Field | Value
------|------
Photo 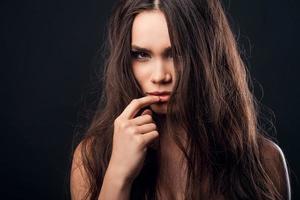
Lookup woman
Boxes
[70,0,291,199]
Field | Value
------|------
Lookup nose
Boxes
[151,59,172,84]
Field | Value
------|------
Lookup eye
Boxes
[164,50,173,59]
[130,50,150,61]
[166,52,173,59]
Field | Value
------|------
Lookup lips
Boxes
[147,91,171,102]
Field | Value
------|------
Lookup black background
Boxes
[1,0,299,199]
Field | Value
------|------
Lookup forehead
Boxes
[131,10,171,48]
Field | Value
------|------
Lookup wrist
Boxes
[99,166,133,200]
[105,164,134,189]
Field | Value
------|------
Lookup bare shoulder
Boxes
[260,138,291,200]
[70,140,91,200]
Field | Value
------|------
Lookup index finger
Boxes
[121,95,160,119]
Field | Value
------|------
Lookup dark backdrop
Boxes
[1,0,299,199]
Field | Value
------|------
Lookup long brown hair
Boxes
[73,0,287,199]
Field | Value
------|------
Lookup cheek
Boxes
[167,61,175,77]
[132,62,151,86]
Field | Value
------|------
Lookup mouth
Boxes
[157,94,170,102]
[146,91,171,102]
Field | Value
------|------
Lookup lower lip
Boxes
[155,94,170,102]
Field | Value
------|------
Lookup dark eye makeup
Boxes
[130,50,150,60]
[164,51,173,59]
[130,49,173,61]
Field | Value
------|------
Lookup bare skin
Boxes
[130,9,186,199]
[99,95,161,200]
[70,9,290,200]
[155,121,188,200]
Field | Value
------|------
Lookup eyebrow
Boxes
[131,44,172,55]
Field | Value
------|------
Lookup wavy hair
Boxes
[73,0,287,199]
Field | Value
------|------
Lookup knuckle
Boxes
[132,99,140,106]
[118,121,124,128]
[114,118,119,125]
[127,126,138,134]
[146,114,152,121]
[151,131,159,138]
[119,121,128,129]
[135,136,145,147]
[131,99,137,105]
[152,123,157,129]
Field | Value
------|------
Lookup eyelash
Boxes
[131,51,149,60]
[130,50,173,61]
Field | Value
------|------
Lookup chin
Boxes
[150,103,167,114]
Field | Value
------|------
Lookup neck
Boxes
[152,112,186,165]
[153,114,187,198]
[151,114,189,198]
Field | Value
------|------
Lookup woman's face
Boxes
[131,10,175,114]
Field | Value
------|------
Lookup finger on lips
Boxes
[123,96,160,119]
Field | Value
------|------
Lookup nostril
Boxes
[151,73,172,84]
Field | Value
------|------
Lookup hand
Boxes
[108,95,160,182]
